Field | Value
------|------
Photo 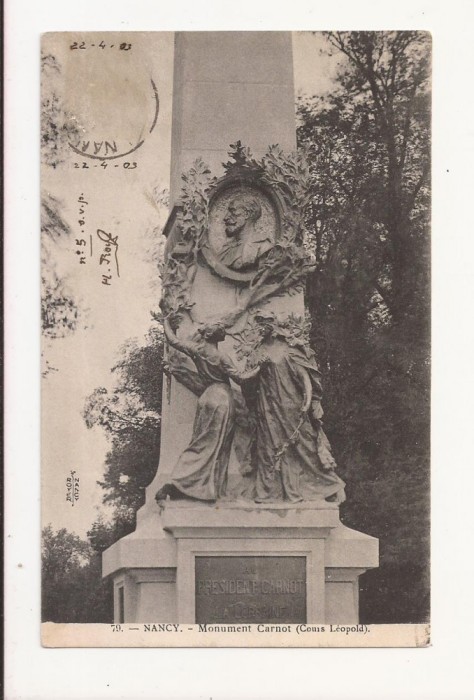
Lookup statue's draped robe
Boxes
[168,342,241,501]
[243,338,345,503]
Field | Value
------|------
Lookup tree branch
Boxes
[406,161,430,214]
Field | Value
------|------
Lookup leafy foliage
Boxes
[232,309,312,369]
[41,53,81,168]
[223,141,313,244]
[178,159,214,246]
[298,31,430,323]
[83,325,165,536]
[41,56,85,364]
[43,312,166,624]
[161,143,317,330]
[159,161,214,325]
[41,194,82,341]
[42,525,112,623]
[298,31,430,622]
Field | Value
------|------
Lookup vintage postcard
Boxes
[41,30,431,648]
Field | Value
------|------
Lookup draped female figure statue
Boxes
[241,313,346,505]
[155,319,264,503]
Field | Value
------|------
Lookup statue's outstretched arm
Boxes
[232,365,262,384]
[220,355,262,385]
[164,319,197,359]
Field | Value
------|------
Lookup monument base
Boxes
[103,500,378,624]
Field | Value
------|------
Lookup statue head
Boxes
[254,310,277,338]
[223,194,262,238]
[196,323,227,344]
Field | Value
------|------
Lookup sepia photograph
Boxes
[41,31,431,646]
[6,0,474,695]
[39,30,431,646]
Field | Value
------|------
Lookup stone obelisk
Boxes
[169,32,296,205]
[103,32,378,624]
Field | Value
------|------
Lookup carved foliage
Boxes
[160,143,315,326]
[232,310,313,369]
[159,160,215,325]
[223,141,313,245]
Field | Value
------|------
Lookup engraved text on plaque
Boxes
[195,556,307,624]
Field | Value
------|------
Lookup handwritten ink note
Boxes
[73,194,121,285]
[73,160,138,169]
[97,229,120,286]
[70,40,132,51]
[75,194,90,265]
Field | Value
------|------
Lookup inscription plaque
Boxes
[195,556,306,624]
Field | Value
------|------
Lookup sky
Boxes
[42,31,338,537]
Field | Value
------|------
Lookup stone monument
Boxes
[103,32,378,625]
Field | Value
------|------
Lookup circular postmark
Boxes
[69,78,159,160]
[65,48,159,161]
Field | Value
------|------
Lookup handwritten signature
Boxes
[97,228,120,284]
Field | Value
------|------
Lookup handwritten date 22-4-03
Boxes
[70,40,132,51]
[74,160,137,169]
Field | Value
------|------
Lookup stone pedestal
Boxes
[103,500,378,624]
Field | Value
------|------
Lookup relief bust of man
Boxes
[217,193,274,271]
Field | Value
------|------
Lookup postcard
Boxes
[40,30,431,648]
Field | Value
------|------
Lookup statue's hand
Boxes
[258,353,272,367]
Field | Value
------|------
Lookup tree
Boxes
[83,325,164,538]
[41,192,87,378]
[42,525,112,623]
[41,194,82,340]
[297,32,431,622]
[41,53,81,169]
[41,53,86,373]
[299,31,430,321]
